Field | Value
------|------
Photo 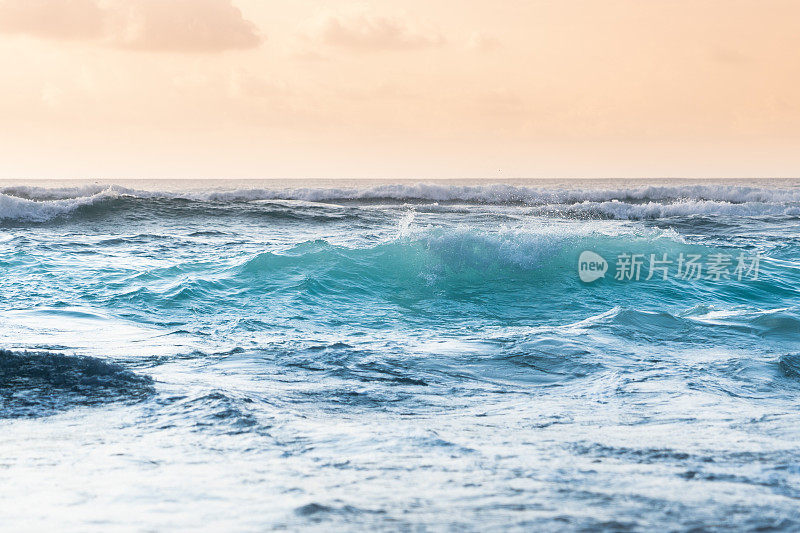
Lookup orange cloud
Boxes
[0,0,262,52]
[0,0,105,40]
[111,0,261,53]
[319,13,444,51]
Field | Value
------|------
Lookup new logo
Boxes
[578,251,608,282]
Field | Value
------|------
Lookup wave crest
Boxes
[0,189,121,222]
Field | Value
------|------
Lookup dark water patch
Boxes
[291,501,389,529]
[276,343,434,390]
[295,502,385,518]
[138,347,245,367]
[678,469,800,500]
[153,390,266,435]
[96,233,178,246]
[357,375,429,386]
[502,337,602,380]
[295,503,333,517]
[286,386,415,413]
[779,354,800,378]
[752,312,800,339]
[186,230,231,237]
[0,349,154,418]
[569,442,712,465]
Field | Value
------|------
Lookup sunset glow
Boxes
[2,0,799,179]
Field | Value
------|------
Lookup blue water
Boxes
[1,180,800,531]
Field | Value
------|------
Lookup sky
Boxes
[0,0,799,180]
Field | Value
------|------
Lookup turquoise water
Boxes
[1,180,800,530]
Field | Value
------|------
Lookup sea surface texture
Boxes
[1,179,799,531]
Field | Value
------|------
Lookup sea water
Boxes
[1,179,799,530]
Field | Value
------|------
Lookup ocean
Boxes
[1,179,799,531]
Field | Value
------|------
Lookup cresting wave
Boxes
[81,225,790,320]
[233,226,686,286]
[2,183,800,222]
[0,188,122,222]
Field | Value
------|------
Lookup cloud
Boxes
[318,13,444,51]
[0,0,262,52]
[111,0,261,53]
[0,0,106,40]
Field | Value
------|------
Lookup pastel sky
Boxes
[1,0,799,179]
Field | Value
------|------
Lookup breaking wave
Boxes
[2,183,800,223]
[0,189,121,222]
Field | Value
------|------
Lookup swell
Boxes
[2,183,800,223]
[580,305,800,341]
